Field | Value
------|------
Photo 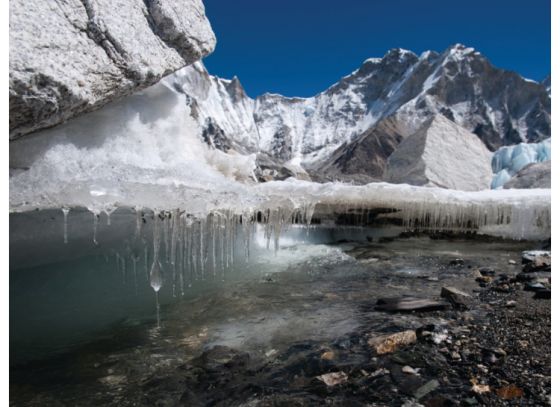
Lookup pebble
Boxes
[505,300,517,308]
[320,351,335,361]
[316,371,347,387]
[402,365,420,375]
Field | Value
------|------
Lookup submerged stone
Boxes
[375,297,450,312]
[368,330,417,355]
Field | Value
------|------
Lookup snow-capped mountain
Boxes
[170,44,550,179]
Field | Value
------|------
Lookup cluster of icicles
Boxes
[62,204,316,326]
[59,196,550,326]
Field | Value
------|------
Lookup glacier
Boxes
[10,67,551,248]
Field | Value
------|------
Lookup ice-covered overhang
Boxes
[9,178,551,241]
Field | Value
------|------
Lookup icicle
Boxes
[132,252,139,295]
[61,207,70,244]
[92,211,99,245]
[121,254,126,284]
[163,213,170,263]
[199,218,205,279]
[150,216,164,327]
[104,206,117,226]
[211,213,217,277]
[135,207,143,238]
[115,252,121,275]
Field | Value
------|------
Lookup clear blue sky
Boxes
[202,0,550,98]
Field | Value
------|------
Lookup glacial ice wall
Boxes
[10,68,551,244]
[491,139,551,189]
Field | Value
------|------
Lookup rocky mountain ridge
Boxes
[173,44,550,185]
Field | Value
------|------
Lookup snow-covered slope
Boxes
[176,44,550,169]
[383,115,493,191]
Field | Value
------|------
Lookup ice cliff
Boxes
[491,138,551,188]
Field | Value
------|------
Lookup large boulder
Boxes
[383,114,493,191]
[503,161,551,189]
[9,0,216,139]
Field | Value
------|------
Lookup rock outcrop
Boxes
[311,116,405,184]
[383,114,493,191]
[9,0,216,139]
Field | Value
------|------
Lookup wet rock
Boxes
[402,365,421,375]
[522,250,551,272]
[316,371,348,386]
[534,289,551,299]
[470,378,491,394]
[495,384,524,399]
[449,259,465,266]
[478,267,495,276]
[524,282,550,293]
[515,271,551,282]
[422,394,460,406]
[371,368,390,378]
[414,379,440,399]
[475,275,493,284]
[320,351,335,361]
[375,297,450,312]
[191,345,250,371]
[368,330,417,355]
[508,259,517,265]
[440,286,471,310]
[416,325,449,345]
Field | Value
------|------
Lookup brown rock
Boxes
[368,330,417,354]
[320,351,335,361]
[495,384,523,399]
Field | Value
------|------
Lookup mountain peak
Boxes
[225,75,247,101]
[442,43,481,60]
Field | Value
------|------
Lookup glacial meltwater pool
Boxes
[10,208,539,406]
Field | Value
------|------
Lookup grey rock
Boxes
[9,0,216,139]
[504,161,551,189]
[375,297,450,312]
[414,379,439,399]
[440,286,471,309]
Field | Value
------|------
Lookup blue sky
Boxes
[202,0,551,98]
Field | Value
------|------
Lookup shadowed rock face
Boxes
[504,161,551,189]
[9,0,216,139]
[311,117,404,184]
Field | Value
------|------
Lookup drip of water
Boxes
[150,217,164,326]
